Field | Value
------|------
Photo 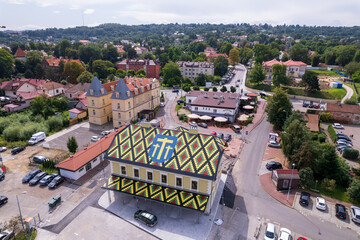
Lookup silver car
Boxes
[351,206,360,223]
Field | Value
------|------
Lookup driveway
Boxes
[342,84,354,103]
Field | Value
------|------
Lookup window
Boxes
[85,162,92,171]
[102,99,105,105]
[92,158,97,162]
[101,88,104,94]
[147,171,153,181]
[161,174,167,184]
[116,92,119,98]
[134,169,139,178]
[91,100,94,106]
[121,166,126,175]
[195,107,198,110]
[128,102,131,109]
[176,177,182,187]
[188,99,191,103]
[129,112,131,118]
[136,98,139,105]
[93,110,96,115]
[90,89,94,95]
[79,167,84,172]
[117,103,120,109]
[191,180,198,190]
[103,109,106,114]
[118,113,121,118]
[213,109,217,113]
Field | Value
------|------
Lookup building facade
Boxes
[103,125,225,214]
[117,59,161,79]
[263,59,307,80]
[177,61,214,80]
[186,91,240,122]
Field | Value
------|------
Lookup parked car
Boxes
[336,140,353,147]
[333,123,344,129]
[211,131,217,136]
[337,135,351,141]
[231,125,241,133]
[217,133,224,139]
[264,223,276,240]
[0,229,13,240]
[299,192,310,206]
[101,130,111,136]
[268,140,281,148]
[335,203,347,219]
[302,100,308,107]
[11,146,25,155]
[266,161,282,170]
[172,89,179,93]
[297,238,308,240]
[0,173,4,181]
[337,145,351,152]
[224,134,232,142]
[33,155,49,164]
[177,100,184,104]
[189,121,197,127]
[350,206,360,223]
[0,196,8,206]
[159,102,165,107]
[279,228,292,240]
[29,172,48,186]
[22,169,41,183]
[48,176,65,189]
[315,197,326,211]
[0,147,6,152]
[39,173,58,186]
[313,104,319,109]
[134,210,157,227]
[198,122,207,128]
[91,136,101,142]
[309,101,314,108]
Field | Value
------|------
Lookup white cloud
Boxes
[8,0,25,4]
[53,10,60,14]
[83,9,94,14]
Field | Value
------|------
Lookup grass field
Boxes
[310,69,341,77]
[345,83,358,102]
[324,88,347,100]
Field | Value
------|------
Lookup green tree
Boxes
[212,87,218,92]
[265,87,292,130]
[92,60,113,79]
[239,47,253,65]
[298,167,314,188]
[311,52,321,67]
[289,44,308,63]
[204,87,209,91]
[67,136,78,154]
[229,48,240,65]
[335,45,356,66]
[314,144,340,181]
[34,63,45,79]
[322,178,336,192]
[253,44,273,64]
[135,69,146,77]
[25,51,43,77]
[14,59,26,74]
[116,69,126,78]
[347,179,360,202]
[31,94,53,118]
[281,54,289,62]
[102,44,118,63]
[302,71,320,92]
[127,70,135,76]
[54,39,72,57]
[63,61,85,83]
[0,48,14,78]
[283,110,306,129]
[272,64,289,86]
[344,62,360,76]
[214,55,229,76]
[144,52,154,60]
[251,63,266,84]
[79,44,102,64]
[194,73,206,86]
[182,85,191,92]
[220,86,227,92]
[127,48,137,59]
[162,62,182,86]
[352,71,360,83]
[230,86,236,93]
[77,71,94,83]
[192,86,200,91]
[219,42,233,55]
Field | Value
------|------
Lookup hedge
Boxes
[343,148,359,160]
[328,124,337,143]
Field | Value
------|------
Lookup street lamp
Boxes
[16,191,28,240]
[287,163,295,202]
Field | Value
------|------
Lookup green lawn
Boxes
[310,181,355,204]
[345,83,358,102]
[324,88,347,100]
[310,69,341,77]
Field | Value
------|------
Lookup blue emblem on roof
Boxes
[149,134,178,163]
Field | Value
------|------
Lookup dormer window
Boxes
[116,92,119,98]
[141,86,144,93]
[90,89,94,95]
[100,88,104,94]
[134,88,138,95]
[110,85,114,91]
[126,91,130,97]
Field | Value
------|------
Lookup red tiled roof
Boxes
[275,169,299,174]
[69,108,85,114]
[38,81,64,90]
[56,128,125,171]
[187,91,240,109]
[247,93,258,97]
[14,47,27,58]
[283,60,307,66]
[103,80,119,93]
[17,90,49,100]
[327,103,360,114]
[302,113,319,132]
[124,77,153,96]
[208,53,228,59]
[79,98,87,107]
[263,59,281,67]
[0,81,9,89]
[4,104,20,108]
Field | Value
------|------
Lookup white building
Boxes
[177,61,214,80]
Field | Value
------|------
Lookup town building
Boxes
[177,61,214,80]
[37,81,65,97]
[110,77,160,127]
[203,47,217,57]
[325,103,360,124]
[14,47,28,61]
[65,83,91,99]
[86,77,118,125]
[185,91,240,123]
[102,125,225,214]
[117,59,161,79]
[41,56,82,70]
[272,169,300,190]
[1,78,46,98]
[263,59,307,80]
[302,113,320,132]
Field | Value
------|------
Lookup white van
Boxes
[28,132,46,145]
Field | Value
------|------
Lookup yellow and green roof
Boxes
[105,125,224,180]
[103,175,209,212]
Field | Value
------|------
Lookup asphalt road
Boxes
[342,84,354,103]
[230,115,359,239]
[223,64,248,95]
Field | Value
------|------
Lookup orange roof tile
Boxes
[302,113,319,132]
[14,47,27,58]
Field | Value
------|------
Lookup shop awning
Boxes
[103,176,209,212]
[199,115,212,120]
[187,114,200,119]
[214,117,227,122]
[238,114,249,121]
[243,105,254,110]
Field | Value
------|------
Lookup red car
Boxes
[297,237,307,240]
[211,131,217,136]
[314,104,319,109]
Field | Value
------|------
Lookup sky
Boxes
[0,0,360,31]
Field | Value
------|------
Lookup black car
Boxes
[0,196,8,206]
[198,122,208,128]
[266,161,282,170]
[299,192,311,206]
[0,173,4,181]
[48,176,65,189]
[134,210,158,227]
[22,169,41,183]
[336,204,347,219]
[172,89,179,93]
[309,101,314,108]
[177,100,184,104]
[217,133,224,139]
[337,135,351,141]
[302,100,309,107]
[39,173,58,186]
[224,134,232,142]
[32,155,49,164]
[29,172,47,186]
[11,146,25,155]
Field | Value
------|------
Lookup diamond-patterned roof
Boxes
[105,125,224,180]
[103,175,209,212]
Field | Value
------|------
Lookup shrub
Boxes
[193,86,200,91]
[310,132,318,140]
[320,112,333,122]
[318,133,326,143]
[299,167,314,188]
[204,87,209,91]
[46,116,63,132]
[327,124,337,143]
[306,109,317,114]
[322,178,336,192]
[347,179,360,202]
[344,99,357,105]
[343,148,359,160]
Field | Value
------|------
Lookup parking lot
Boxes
[258,221,312,240]
[293,193,360,235]
[331,124,360,151]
